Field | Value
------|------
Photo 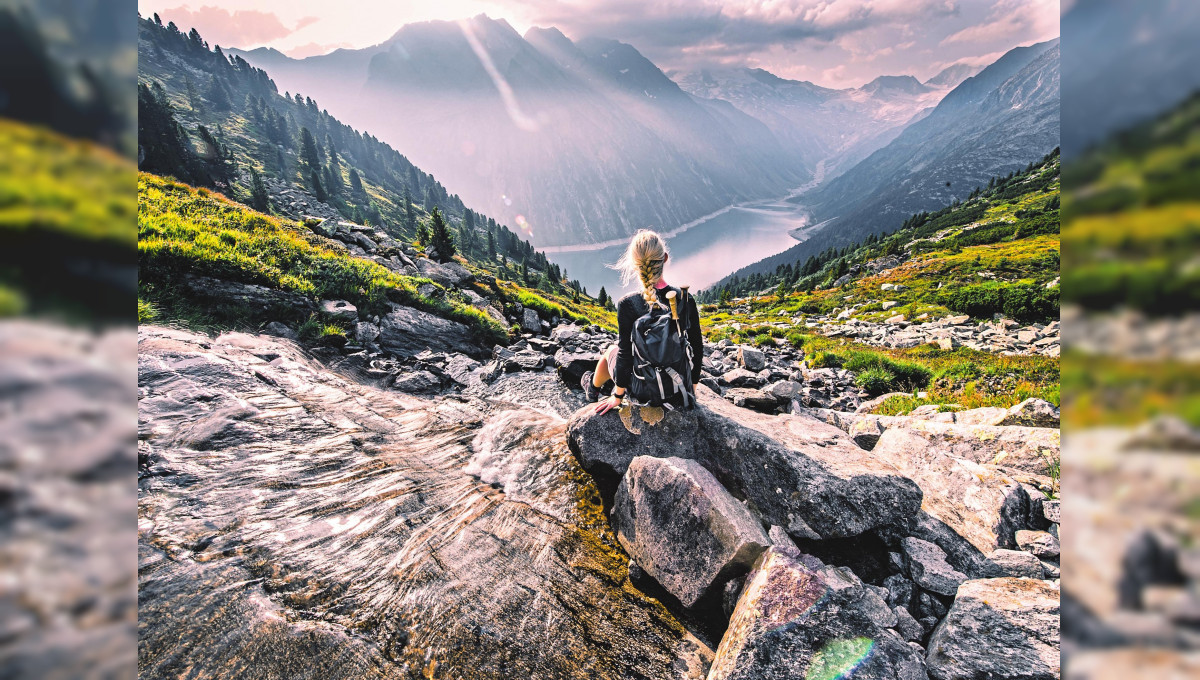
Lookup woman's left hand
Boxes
[594,394,622,415]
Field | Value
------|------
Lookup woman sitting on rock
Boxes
[582,229,703,414]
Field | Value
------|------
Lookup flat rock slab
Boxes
[710,548,927,680]
[813,410,1059,476]
[612,456,769,608]
[926,578,1060,680]
[568,389,922,539]
[138,326,712,679]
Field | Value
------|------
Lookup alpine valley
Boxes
[132,10,1062,680]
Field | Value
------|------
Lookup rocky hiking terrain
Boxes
[138,310,1060,678]
[138,199,1061,677]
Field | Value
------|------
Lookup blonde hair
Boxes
[611,229,669,307]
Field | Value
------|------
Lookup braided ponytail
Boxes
[611,230,669,307]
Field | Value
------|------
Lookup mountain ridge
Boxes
[233,14,811,248]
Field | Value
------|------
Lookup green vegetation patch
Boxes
[138,172,506,345]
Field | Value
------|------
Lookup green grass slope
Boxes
[703,150,1060,325]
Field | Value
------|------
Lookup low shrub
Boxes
[937,281,1058,324]
[785,331,806,348]
[808,351,843,368]
[753,334,775,348]
[855,368,896,396]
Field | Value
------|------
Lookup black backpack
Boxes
[628,287,696,409]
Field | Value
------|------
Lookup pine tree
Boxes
[299,127,320,171]
[487,230,496,259]
[311,171,327,202]
[184,76,199,110]
[249,167,271,212]
[403,188,416,233]
[349,168,365,196]
[427,208,456,262]
[597,287,609,307]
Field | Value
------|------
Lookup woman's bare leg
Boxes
[593,345,617,387]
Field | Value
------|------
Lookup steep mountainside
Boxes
[733,39,1059,280]
[138,16,598,304]
[233,15,810,248]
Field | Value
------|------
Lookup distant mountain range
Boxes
[235,16,810,248]
[234,15,990,249]
[672,63,977,179]
[723,38,1059,282]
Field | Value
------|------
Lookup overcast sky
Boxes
[137,0,1059,89]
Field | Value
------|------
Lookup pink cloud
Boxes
[941,0,1058,46]
[158,6,320,48]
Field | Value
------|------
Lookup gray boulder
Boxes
[392,370,439,393]
[721,368,763,388]
[414,257,463,288]
[926,578,1059,680]
[378,305,485,358]
[553,349,599,385]
[850,418,886,450]
[263,321,297,340]
[724,388,778,413]
[1015,530,1060,559]
[354,321,380,345]
[444,354,482,387]
[611,456,769,608]
[710,548,929,680]
[902,537,968,597]
[567,389,922,539]
[440,261,475,286]
[996,398,1060,428]
[736,346,766,371]
[182,275,313,313]
[522,308,542,334]
[987,549,1046,578]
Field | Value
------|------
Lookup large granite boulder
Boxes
[378,305,486,358]
[926,578,1059,680]
[872,428,1034,553]
[567,389,922,539]
[611,456,769,608]
[710,548,928,680]
[414,257,472,288]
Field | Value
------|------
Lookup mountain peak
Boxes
[860,75,929,96]
[924,62,981,89]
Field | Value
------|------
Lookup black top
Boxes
[614,286,703,389]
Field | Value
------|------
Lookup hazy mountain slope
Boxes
[730,39,1058,280]
[924,63,981,89]
[235,15,809,248]
[138,16,595,303]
